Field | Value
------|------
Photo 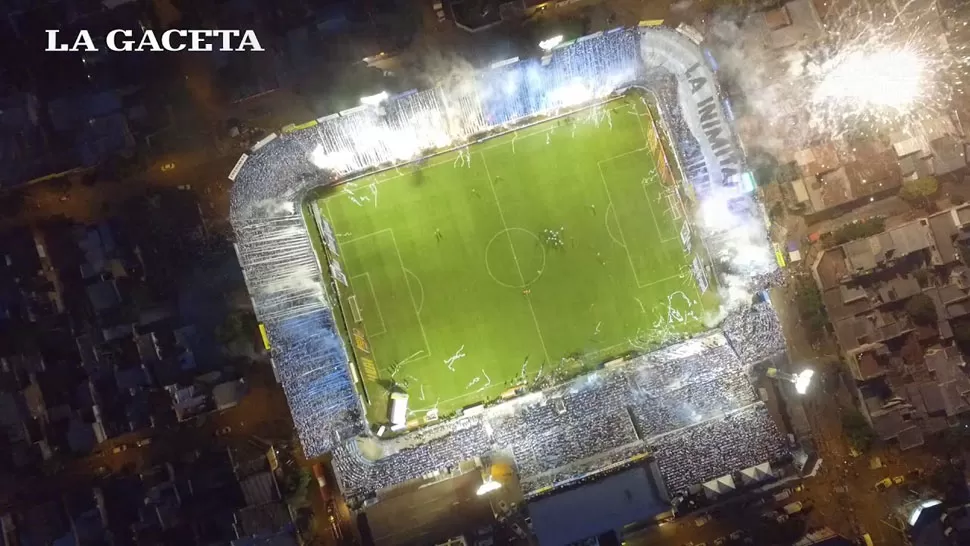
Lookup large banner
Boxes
[680,221,692,255]
[330,261,349,287]
[691,255,709,294]
[321,217,339,256]
[311,204,339,256]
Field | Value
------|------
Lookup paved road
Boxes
[0,149,238,233]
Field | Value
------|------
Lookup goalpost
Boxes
[348,295,363,323]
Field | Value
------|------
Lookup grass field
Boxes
[310,94,717,426]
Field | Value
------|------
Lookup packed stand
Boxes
[476,28,642,125]
[232,208,364,456]
[490,377,638,477]
[520,441,650,496]
[627,343,758,438]
[722,302,787,365]
[330,334,781,503]
[332,418,492,502]
[651,403,788,494]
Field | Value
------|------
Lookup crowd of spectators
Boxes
[479,29,643,125]
[332,420,493,501]
[233,210,365,457]
[520,441,650,496]
[627,342,758,437]
[332,330,787,504]
[650,403,788,494]
[723,302,787,365]
[490,378,639,477]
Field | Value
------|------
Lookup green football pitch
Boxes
[309,94,717,425]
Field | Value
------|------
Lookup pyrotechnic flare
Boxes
[802,0,957,135]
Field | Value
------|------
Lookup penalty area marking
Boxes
[404,269,425,314]
[338,226,431,361]
[350,273,386,336]
[604,204,626,249]
[598,151,687,286]
[389,229,432,359]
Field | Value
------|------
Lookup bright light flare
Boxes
[476,479,502,496]
[794,369,815,395]
[539,35,564,51]
[812,48,926,112]
[360,91,389,106]
[309,145,354,172]
[548,81,593,108]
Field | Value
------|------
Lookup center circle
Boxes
[485,228,546,288]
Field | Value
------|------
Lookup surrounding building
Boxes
[813,205,970,449]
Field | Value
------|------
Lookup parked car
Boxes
[694,514,712,527]
[875,477,892,491]
[136,438,152,447]
[892,475,905,485]
[112,445,128,454]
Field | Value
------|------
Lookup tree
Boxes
[905,293,938,326]
[747,148,780,186]
[821,217,886,248]
[841,408,875,452]
[284,468,312,507]
[899,177,939,208]
[769,202,784,222]
[960,244,970,268]
[793,274,828,343]
[913,268,932,287]
[216,311,257,346]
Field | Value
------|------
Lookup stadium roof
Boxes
[527,467,669,546]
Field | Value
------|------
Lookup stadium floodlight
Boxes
[539,35,564,51]
[476,479,502,496]
[360,91,389,106]
[766,367,815,395]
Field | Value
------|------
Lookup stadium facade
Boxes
[229,25,790,506]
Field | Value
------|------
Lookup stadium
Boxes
[229,24,791,518]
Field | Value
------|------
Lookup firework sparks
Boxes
[800,0,958,137]
[813,48,926,111]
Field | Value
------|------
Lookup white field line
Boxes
[350,272,386,336]
[389,229,432,360]
[480,152,552,367]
